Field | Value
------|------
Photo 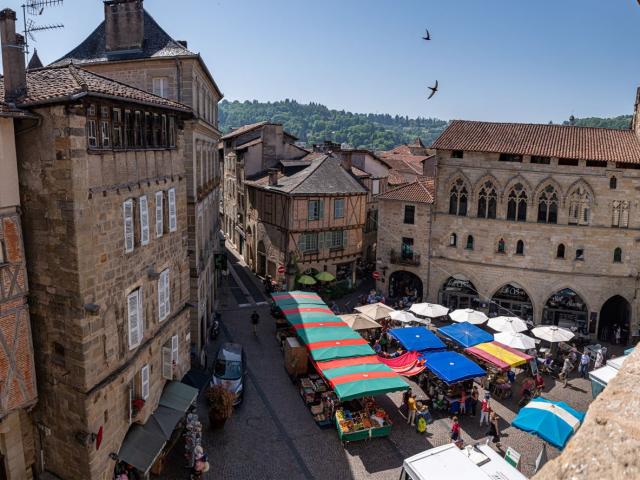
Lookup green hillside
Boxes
[562,115,632,129]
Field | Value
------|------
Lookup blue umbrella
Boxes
[512,397,585,450]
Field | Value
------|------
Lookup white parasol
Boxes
[409,303,449,318]
[354,302,395,321]
[494,331,537,350]
[339,314,382,331]
[531,326,575,343]
[487,316,528,333]
[449,308,488,325]
[389,310,420,324]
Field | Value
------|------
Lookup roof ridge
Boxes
[143,9,193,54]
[450,118,634,134]
[289,155,330,193]
[68,64,88,92]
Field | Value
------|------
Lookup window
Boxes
[334,198,345,219]
[139,195,149,246]
[134,111,143,147]
[616,162,640,170]
[372,179,380,195]
[404,205,415,224]
[556,244,565,259]
[0,240,5,263]
[451,150,464,158]
[610,176,617,189]
[568,186,590,225]
[161,115,168,146]
[499,153,523,163]
[612,200,629,228]
[168,188,177,232]
[449,233,457,247]
[465,235,474,250]
[127,289,143,350]
[477,181,497,219]
[145,112,153,147]
[162,345,172,380]
[158,269,170,321]
[152,77,168,98]
[516,240,524,255]
[123,199,134,253]
[168,116,176,147]
[308,199,323,221]
[112,108,123,148]
[140,364,150,400]
[52,342,65,366]
[537,185,558,224]
[497,238,506,254]
[171,335,179,365]
[329,230,348,249]
[586,160,607,168]
[401,237,414,259]
[613,247,622,263]
[152,114,161,147]
[559,158,579,166]
[449,179,468,216]
[100,107,110,148]
[124,110,133,148]
[155,191,164,237]
[575,248,584,261]
[531,156,551,165]
[299,233,318,253]
[507,183,528,221]
[87,104,97,147]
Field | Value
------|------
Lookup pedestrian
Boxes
[459,388,466,416]
[379,332,388,352]
[470,385,479,417]
[615,325,622,345]
[560,355,572,387]
[402,387,413,415]
[407,393,417,426]
[479,393,491,426]
[250,310,260,335]
[373,340,382,354]
[487,412,502,449]
[579,351,590,379]
[594,348,604,369]
[450,416,462,446]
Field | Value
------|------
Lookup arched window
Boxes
[507,183,527,222]
[449,179,468,216]
[613,247,622,263]
[466,235,474,250]
[612,200,629,228]
[568,186,591,225]
[477,181,497,219]
[497,238,506,254]
[537,185,558,224]
[557,244,565,259]
[449,233,457,247]
[610,176,617,189]
[516,240,524,255]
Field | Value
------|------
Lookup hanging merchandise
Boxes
[183,413,202,469]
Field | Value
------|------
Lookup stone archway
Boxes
[439,275,479,310]
[389,271,423,300]
[542,288,588,335]
[490,283,534,325]
[598,295,631,345]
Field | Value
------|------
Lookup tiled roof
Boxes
[379,154,427,174]
[0,66,191,113]
[387,170,408,186]
[378,178,435,204]
[431,120,640,163]
[221,121,269,140]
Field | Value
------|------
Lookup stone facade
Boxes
[16,100,191,479]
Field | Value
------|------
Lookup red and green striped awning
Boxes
[271,291,325,309]
[296,326,363,346]
[307,337,375,362]
[315,356,409,400]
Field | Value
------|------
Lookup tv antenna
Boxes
[21,0,64,60]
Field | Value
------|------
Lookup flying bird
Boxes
[427,80,438,99]
[422,29,431,41]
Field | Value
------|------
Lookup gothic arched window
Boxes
[557,243,565,259]
[497,238,506,254]
[477,181,497,219]
[449,179,468,216]
[507,183,528,222]
[516,240,524,255]
[568,186,591,225]
[537,185,558,224]
[610,176,617,189]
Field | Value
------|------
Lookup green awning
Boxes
[296,326,362,345]
[117,424,166,474]
[158,381,198,412]
[147,405,184,440]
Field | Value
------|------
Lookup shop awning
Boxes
[424,351,486,384]
[158,381,199,412]
[271,291,323,305]
[315,356,409,401]
[438,322,493,348]
[388,327,446,352]
[378,351,426,377]
[117,424,166,474]
[147,405,184,440]
[465,341,534,371]
[307,338,375,361]
[296,325,364,345]
[285,311,337,325]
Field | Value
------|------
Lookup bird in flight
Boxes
[427,80,439,99]
[422,29,431,41]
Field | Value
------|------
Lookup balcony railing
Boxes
[390,250,421,266]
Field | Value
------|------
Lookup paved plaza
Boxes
[161,253,599,480]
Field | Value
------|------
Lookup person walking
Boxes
[560,355,572,387]
[594,348,604,369]
[479,393,491,426]
[579,351,590,379]
[402,387,413,416]
[406,393,417,426]
[450,416,462,447]
[487,412,502,449]
[250,310,260,336]
[615,325,622,345]
[470,386,479,417]
[459,388,466,417]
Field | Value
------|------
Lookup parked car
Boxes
[211,343,246,405]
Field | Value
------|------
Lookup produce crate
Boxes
[334,415,392,443]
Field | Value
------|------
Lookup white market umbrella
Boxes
[354,302,395,321]
[410,303,449,318]
[488,316,528,333]
[532,326,575,343]
[494,331,536,350]
[339,314,382,331]
[449,308,488,325]
[389,310,420,324]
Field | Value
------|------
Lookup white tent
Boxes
[487,316,528,333]
[389,310,420,324]
[531,326,574,343]
[494,332,536,350]
[449,308,488,325]
[339,314,382,331]
[354,302,395,321]
[410,303,449,318]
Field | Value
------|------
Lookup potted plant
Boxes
[206,385,234,429]
[131,398,145,418]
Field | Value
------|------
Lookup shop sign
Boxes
[444,277,475,293]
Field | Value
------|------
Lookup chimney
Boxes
[633,87,640,137]
[268,168,279,186]
[104,0,144,52]
[0,9,27,101]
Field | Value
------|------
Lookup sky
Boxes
[2,0,640,123]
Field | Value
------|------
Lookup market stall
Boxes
[465,341,534,372]
[335,398,393,443]
[388,327,446,354]
[438,322,493,349]
[378,351,426,376]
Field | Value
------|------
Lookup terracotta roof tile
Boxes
[221,121,269,140]
[387,170,408,186]
[379,178,435,204]
[431,120,640,163]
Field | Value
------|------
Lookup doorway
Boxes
[598,295,631,344]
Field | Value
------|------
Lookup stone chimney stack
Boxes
[104,0,144,52]
[268,168,279,186]
[632,87,640,138]
[0,9,27,101]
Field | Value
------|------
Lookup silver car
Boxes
[211,343,246,405]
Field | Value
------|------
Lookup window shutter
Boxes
[612,202,620,227]
[155,191,164,237]
[319,199,324,219]
[164,270,171,318]
[127,290,140,349]
[621,202,630,228]
[171,335,179,365]
[162,346,172,380]
[317,232,324,251]
[140,364,150,400]
[342,230,348,248]
[138,287,144,342]
[168,188,177,232]
[123,200,134,253]
[158,271,167,321]
[139,195,149,245]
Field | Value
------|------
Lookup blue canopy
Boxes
[388,327,446,352]
[512,397,585,450]
[624,347,635,355]
[438,322,493,348]
[423,351,486,384]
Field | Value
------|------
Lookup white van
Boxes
[400,443,528,480]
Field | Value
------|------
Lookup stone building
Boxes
[244,155,367,288]
[51,0,224,356]
[1,8,194,477]
[378,138,435,183]
[0,10,38,479]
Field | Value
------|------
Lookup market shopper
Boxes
[470,386,479,417]
[459,388,466,416]
[250,310,260,335]
[579,351,590,378]
[594,348,604,369]
[450,416,462,447]
[479,393,491,426]
[487,412,502,449]
[407,393,417,426]
[560,355,573,387]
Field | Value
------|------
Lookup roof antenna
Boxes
[20,0,64,62]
